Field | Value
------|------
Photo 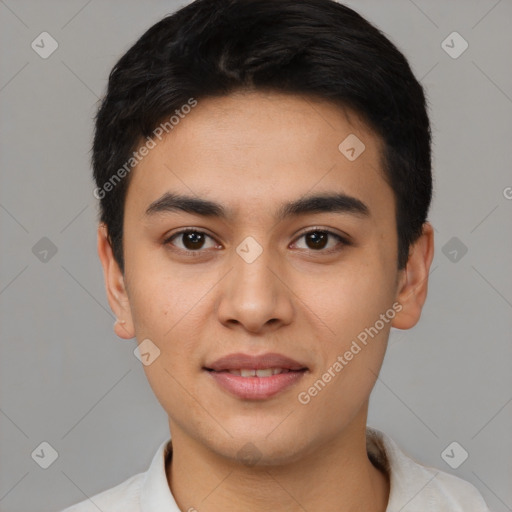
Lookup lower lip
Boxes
[206,370,306,400]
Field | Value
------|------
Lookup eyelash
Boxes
[163,228,351,257]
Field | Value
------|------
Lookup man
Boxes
[63,0,490,510]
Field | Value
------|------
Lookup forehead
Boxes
[125,91,393,224]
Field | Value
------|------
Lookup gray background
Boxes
[0,0,511,511]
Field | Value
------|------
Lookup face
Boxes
[99,91,433,465]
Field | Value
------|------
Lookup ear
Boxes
[392,222,435,330]
[97,223,135,339]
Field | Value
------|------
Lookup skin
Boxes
[98,90,434,512]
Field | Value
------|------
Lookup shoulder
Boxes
[366,427,490,512]
[59,438,174,512]
[59,471,145,512]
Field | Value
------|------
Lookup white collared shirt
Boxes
[61,427,490,511]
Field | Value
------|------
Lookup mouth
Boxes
[204,353,308,400]
[210,368,301,377]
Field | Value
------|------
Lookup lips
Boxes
[205,352,308,372]
[204,352,308,400]
[224,368,292,377]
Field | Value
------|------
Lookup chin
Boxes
[209,428,314,468]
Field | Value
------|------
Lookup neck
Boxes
[166,409,389,512]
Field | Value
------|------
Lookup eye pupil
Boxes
[183,231,204,250]
[306,231,328,250]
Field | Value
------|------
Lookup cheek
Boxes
[126,262,211,366]
[302,259,396,341]
[125,254,195,338]
[297,274,392,422]
[134,292,207,417]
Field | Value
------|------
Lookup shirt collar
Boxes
[140,438,179,511]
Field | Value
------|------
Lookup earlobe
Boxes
[114,318,133,340]
[97,224,136,339]
[391,222,435,330]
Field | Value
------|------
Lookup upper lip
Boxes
[205,352,308,371]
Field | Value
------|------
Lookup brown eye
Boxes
[165,230,217,252]
[183,231,205,250]
[293,229,347,252]
[305,231,329,250]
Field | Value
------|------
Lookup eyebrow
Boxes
[145,191,370,220]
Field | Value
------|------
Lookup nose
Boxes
[216,241,295,334]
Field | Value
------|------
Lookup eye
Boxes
[292,229,349,252]
[163,227,350,256]
[164,229,219,253]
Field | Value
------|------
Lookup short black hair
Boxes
[93,0,432,273]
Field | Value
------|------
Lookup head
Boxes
[96,0,434,465]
